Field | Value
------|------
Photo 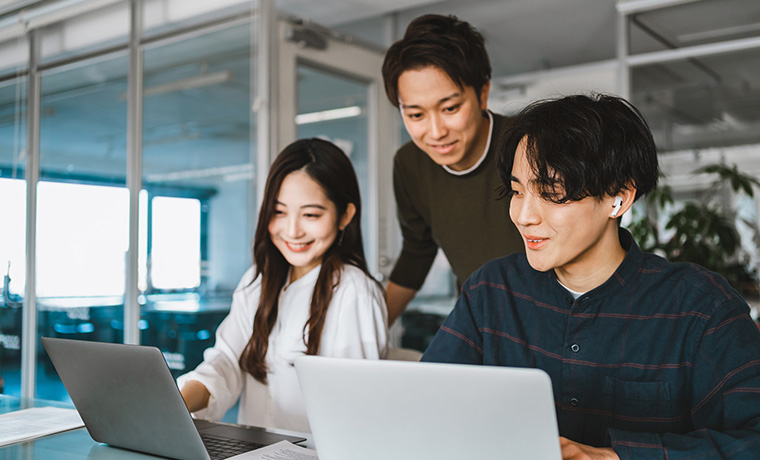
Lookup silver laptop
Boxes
[42,337,305,460]
[295,356,561,460]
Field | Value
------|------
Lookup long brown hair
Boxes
[239,138,371,384]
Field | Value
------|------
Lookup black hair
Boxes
[382,14,491,105]
[239,138,370,384]
[497,94,659,203]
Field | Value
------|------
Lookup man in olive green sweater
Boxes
[382,14,523,324]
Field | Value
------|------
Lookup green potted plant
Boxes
[629,163,760,302]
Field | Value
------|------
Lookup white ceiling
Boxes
[1,0,759,153]
[276,0,442,26]
[275,0,760,152]
[277,0,620,77]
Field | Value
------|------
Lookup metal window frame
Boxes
[12,0,266,398]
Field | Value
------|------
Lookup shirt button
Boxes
[570,344,580,353]
[570,398,579,407]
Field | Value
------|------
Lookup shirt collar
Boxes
[549,228,644,302]
[442,110,493,176]
[611,228,645,285]
[283,264,321,291]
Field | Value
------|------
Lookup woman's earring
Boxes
[338,229,345,246]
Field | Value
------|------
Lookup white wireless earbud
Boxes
[610,196,623,217]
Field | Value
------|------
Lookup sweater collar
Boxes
[442,110,494,176]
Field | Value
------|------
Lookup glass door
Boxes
[276,20,396,277]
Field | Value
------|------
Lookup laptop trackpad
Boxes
[196,422,305,445]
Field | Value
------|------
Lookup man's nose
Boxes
[428,113,448,139]
[514,194,542,227]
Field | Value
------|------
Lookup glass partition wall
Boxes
[0,2,259,399]
[0,76,27,396]
[622,0,760,310]
[35,55,130,399]
[295,64,371,253]
[140,23,254,378]
[0,0,391,399]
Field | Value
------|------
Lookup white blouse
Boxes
[177,264,388,433]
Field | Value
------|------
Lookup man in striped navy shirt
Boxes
[422,94,760,459]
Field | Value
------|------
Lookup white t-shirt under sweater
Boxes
[177,263,388,433]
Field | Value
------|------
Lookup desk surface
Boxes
[0,396,313,459]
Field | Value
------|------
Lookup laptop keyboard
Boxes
[201,434,266,460]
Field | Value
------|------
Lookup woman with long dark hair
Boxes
[178,138,388,432]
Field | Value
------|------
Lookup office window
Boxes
[631,47,760,152]
[628,0,760,55]
[39,1,129,63]
[0,179,26,291]
[296,64,371,255]
[36,53,129,400]
[0,0,262,399]
[143,0,249,34]
[625,0,760,310]
[0,77,26,181]
[0,179,25,396]
[0,38,28,76]
[627,0,760,152]
[141,23,254,376]
[36,183,129,298]
[0,76,26,396]
[150,196,201,290]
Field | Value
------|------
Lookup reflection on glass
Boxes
[0,78,26,177]
[632,48,760,152]
[141,23,254,377]
[39,2,129,63]
[151,196,201,290]
[36,183,129,297]
[0,179,25,396]
[0,77,26,396]
[629,0,760,55]
[296,64,370,255]
[36,54,128,400]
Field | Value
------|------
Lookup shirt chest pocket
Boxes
[603,377,674,429]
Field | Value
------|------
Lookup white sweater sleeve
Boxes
[177,268,257,421]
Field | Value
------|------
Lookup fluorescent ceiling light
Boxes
[678,22,760,44]
[616,0,700,15]
[0,21,25,43]
[143,71,233,97]
[0,0,122,42]
[24,0,122,30]
[146,163,252,183]
[295,106,361,125]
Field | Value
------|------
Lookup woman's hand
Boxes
[180,380,211,413]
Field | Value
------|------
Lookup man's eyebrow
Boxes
[511,176,543,190]
[399,92,462,110]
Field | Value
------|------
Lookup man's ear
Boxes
[339,203,357,230]
[610,186,637,219]
[478,81,491,111]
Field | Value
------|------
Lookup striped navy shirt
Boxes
[422,230,760,459]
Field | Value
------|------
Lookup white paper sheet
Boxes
[232,440,319,460]
[0,406,85,447]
